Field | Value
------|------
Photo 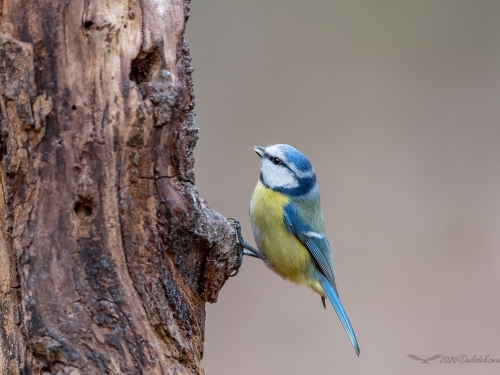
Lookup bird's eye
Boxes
[272,157,282,165]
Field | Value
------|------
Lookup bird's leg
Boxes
[228,218,266,260]
[228,217,267,277]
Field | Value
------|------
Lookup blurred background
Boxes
[185,1,500,374]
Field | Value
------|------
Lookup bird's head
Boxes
[254,144,318,197]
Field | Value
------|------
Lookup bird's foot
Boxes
[228,217,267,277]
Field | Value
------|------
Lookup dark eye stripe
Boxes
[267,155,295,172]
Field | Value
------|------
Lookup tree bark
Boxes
[0,1,241,374]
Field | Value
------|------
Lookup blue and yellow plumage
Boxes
[248,144,360,356]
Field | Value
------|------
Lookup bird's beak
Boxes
[253,146,265,158]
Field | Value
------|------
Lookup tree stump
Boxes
[0,1,241,373]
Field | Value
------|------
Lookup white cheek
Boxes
[261,160,298,189]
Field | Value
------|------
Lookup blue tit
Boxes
[249,144,360,356]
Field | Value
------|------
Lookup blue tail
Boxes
[317,273,360,356]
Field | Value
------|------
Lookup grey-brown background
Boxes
[185,1,500,374]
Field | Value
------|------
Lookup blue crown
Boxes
[279,144,314,174]
[272,144,317,196]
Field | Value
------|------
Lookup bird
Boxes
[246,143,360,356]
[407,354,442,364]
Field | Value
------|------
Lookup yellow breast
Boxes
[250,181,313,285]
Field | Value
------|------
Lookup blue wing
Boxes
[283,202,336,291]
[283,201,360,356]
[304,236,338,295]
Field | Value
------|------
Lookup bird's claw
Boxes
[229,267,240,277]
[227,217,267,277]
[228,217,243,245]
[228,217,244,277]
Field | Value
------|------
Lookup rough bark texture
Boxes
[0,1,241,374]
